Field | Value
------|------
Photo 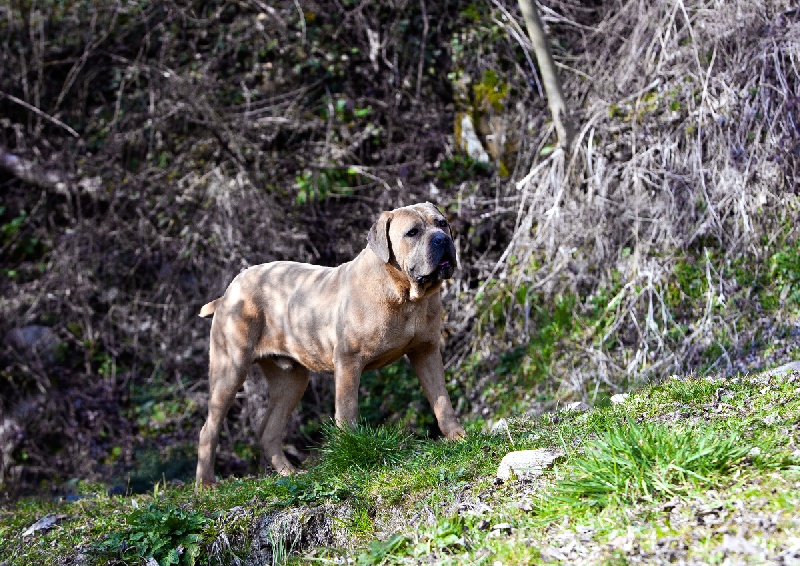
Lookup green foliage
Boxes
[417,515,467,553]
[0,208,45,263]
[472,69,509,112]
[274,475,350,507]
[549,421,749,509]
[317,421,415,475]
[294,168,363,205]
[357,534,409,565]
[435,153,491,186]
[669,259,706,302]
[359,360,434,433]
[355,516,466,565]
[95,503,209,566]
[769,242,800,305]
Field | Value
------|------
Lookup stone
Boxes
[247,503,352,565]
[610,393,629,405]
[718,534,762,555]
[491,522,513,534]
[457,114,490,163]
[22,514,68,537]
[6,325,61,365]
[770,361,800,377]
[490,418,509,435]
[496,449,565,481]
[563,401,590,413]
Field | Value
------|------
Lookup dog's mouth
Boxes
[413,256,456,284]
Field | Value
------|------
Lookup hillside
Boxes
[1,0,799,522]
[1,365,799,564]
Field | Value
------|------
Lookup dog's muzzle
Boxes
[413,234,456,283]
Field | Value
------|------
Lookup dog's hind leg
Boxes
[196,336,250,488]
[255,358,310,476]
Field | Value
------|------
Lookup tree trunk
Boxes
[517,0,574,150]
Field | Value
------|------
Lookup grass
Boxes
[2,368,800,564]
[547,421,749,509]
[316,420,416,474]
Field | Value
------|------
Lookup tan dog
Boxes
[195,202,466,487]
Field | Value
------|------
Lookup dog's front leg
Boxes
[407,345,466,440]
[333,353,363,427]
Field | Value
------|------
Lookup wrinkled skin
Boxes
[196,202,465,488]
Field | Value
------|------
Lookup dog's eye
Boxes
[435,219,448,229]
[405,228,420,237]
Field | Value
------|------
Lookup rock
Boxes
[247,503,352,565]
[563,402,590,413]
[762,414,779,425]
[610,393,629,405]
[6,325,61,365]
[22,514,68,537]
[491,522,513,534]
[490,418,509,435]
[770,361,800,377]
[457,114,490,163]
[496,449,565,481]
[718,534,763,555]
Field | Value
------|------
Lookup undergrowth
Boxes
[94,502,208,566]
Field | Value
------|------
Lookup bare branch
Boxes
[0,91,80,138]
[517,0,574,150]
[0,148,70,194]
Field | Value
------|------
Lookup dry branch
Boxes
[0,149,70,194]
[517,0,574,149]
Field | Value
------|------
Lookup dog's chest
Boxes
[382,303,432,346]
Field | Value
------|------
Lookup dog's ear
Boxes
[368,211,393,263]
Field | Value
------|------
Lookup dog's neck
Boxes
[357,248,441,303]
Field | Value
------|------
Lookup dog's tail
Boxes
[199,298,222,318]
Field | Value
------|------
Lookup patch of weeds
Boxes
[416,515,468,554]
[356,516,466,565]
[274,474,350,507]
[294,167,364,205]
[664,376,716,403]
[435,152,491,185]
[95,502,209,565]
[547,421,749,510]
[317,421,416,475]
[0,208,46,262]
[668,259,706,304]
[769,242,800,305]
[347,502,375,538]
[357,534,409,565]
[472,69,509,111]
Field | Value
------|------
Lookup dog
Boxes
[195,202,466,487]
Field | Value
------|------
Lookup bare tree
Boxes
[517,0,573,150]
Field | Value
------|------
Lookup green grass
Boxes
[316,421,416,475]
[548,421,748,509]
[2,368,800,565]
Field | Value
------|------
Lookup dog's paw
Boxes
[444,425,467,441]
[195,477,218,491]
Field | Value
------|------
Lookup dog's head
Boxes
[368,202,457,298]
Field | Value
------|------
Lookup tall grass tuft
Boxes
[317,421,416,475]
[551,421,749,509]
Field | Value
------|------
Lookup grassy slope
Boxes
[1,367,799,565]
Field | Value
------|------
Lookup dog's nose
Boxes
[431,233,447,248]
